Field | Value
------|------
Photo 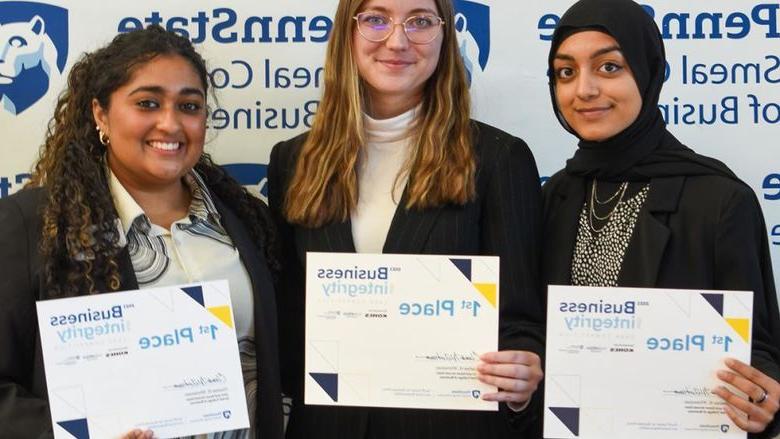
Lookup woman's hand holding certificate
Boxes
[714,358,780,433]
[477,351,543,406]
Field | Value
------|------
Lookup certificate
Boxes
[37,280,249,439]
[544,285,753,439]
[304,252,499,411]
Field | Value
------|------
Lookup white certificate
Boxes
[544,285,753,439]
[304,252,499,411]
[37,280,249,439]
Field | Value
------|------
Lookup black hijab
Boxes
[547,0,736,181]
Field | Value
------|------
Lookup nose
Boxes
[385,23,410,50]
[156,106,182,134]
[575,71,599,100]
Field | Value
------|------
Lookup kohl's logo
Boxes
[0,1,68,115]
[453,0,490,86]
[223,163,268,202]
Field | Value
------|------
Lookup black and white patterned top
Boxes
[126,171,233,285]
[571,184,650,287]
[108,169,257,439]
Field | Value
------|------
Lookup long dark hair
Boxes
[28,25,278,296]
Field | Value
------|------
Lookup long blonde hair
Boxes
[284,0,474,227]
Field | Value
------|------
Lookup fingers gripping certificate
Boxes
[544,285,753,439]
[304,252,499,411]
[37,280,249,439]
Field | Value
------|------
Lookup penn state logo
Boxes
[720,424,730,433]
[0,1,68,115]
[471,389,481,399]
[222,163,268,203]
[452,0,490,85]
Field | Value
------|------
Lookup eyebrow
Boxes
[554,45,622,62]
[128,85,205,98]
[363,6,439,15]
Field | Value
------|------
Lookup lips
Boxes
[377,59,414,70]
[147,141,182,151]
[575,106,612,119]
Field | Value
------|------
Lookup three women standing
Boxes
[269,0,545,437]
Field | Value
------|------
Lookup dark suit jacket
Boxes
[268,121,545,439]
[0,187,284,439]
[543,172,780,438]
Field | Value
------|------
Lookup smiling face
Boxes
[352,0,444,118]
[552,31,642,142]
[92,54,206,192]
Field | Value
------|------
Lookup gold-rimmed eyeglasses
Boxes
[353,12,445,45]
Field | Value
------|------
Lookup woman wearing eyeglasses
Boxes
[267,0,545,438]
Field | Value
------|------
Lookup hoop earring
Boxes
[96,125,110,146]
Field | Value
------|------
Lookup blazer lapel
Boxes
[317,218,357,253]
[293,214,355,264]
[543,177,586,285]
[618,176,684,286]
[382,188,443,254]
[116,246,139,291]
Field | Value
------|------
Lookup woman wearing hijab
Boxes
[268,0,545,437]
[542,0,780,436]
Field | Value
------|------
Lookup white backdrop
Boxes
[1,0,778,300]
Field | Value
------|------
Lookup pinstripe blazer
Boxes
[268,121,545,439]
[0,187,284,439]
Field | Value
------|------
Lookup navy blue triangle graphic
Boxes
[549,407,579,436]
[701,293,724,316]
[310,373,338,402]
[57,418,90,439]
[181,286,205,307]
[449,258,472,281]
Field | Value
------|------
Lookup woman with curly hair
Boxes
[0,26,283,439]
[268,0,545,437]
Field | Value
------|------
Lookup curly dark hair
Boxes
[28,25,278,297]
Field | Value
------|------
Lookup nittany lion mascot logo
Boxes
[223,163,269,203]
[0,2,68,115]
[453,0,490,85]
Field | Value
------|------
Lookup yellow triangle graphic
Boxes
[473,283,497,308]
[726,318,750,343]
[208,306,234,328]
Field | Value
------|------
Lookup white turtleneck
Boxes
[351,107,417,253]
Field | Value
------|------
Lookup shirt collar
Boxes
[186,170,222,226]
[108,167,222,238]
[108,169,146,238]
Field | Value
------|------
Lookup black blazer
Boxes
[0,187,284,439]
[543,172,780,438]
[268,121,545,439]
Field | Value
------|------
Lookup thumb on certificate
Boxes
[119,429,154,439]
[480,350,540,366]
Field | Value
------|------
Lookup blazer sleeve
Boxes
[480,136,545,355]
[0,196,52,438]
[714,185,780,438]
[267,140,307,399]
[479,135,546,432]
